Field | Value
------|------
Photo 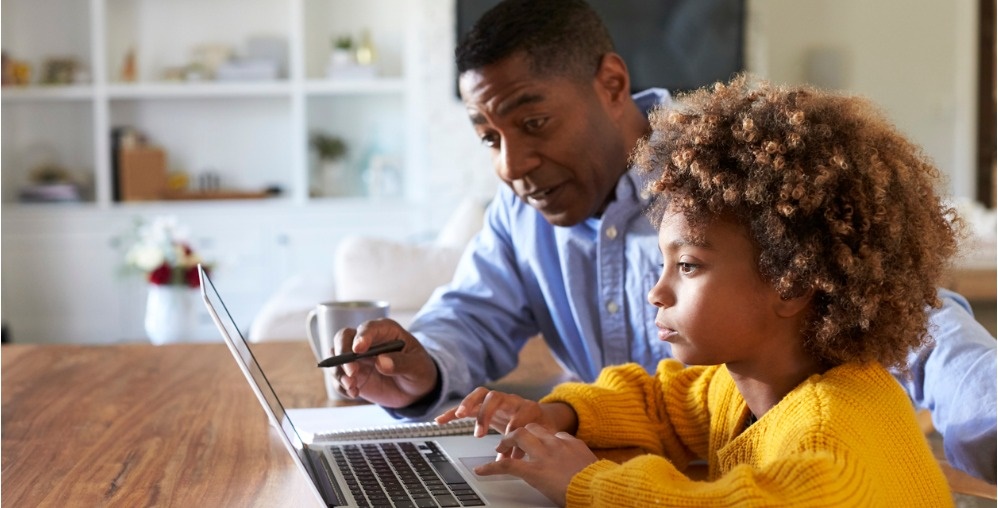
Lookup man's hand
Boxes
[328,319,439,408]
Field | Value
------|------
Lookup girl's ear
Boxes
[774,288,814,319]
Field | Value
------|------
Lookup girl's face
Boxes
[647,208,787,367]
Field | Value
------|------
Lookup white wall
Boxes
[744,0,975,200]
[409,0,499,219]
[411,0,981,205]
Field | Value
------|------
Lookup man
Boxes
[334,0,997,482]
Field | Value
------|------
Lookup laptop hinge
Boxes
[305,445,347,506]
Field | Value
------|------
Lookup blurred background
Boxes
[1,0,993,344]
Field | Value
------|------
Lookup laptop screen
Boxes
[198,265,330,503]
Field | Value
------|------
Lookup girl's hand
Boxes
[474,423,597,506]
[435,387,577,440]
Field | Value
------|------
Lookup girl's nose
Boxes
[647,273,675,309]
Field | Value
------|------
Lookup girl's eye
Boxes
[678,262,698,275]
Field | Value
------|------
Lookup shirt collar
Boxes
[584,88,672,228]
[633,88,672,116]
[626,89,672,208]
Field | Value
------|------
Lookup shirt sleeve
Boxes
[390,189,541,419]
[898,287,997,483]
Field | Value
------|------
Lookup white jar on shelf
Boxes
[317,159,357,197]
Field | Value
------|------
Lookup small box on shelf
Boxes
[119,146,167,201]
[215,60,280,81]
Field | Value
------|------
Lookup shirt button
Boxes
[605,225,618,240]
[606,301,619,314]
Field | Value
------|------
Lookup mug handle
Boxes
[305,308,322,362]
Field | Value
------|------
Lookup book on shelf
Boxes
[18,183,81,203]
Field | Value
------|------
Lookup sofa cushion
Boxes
[248,196,488,342]
[248,273,336,341]
[334,236,465,312]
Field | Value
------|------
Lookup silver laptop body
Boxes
[199,265,554,507]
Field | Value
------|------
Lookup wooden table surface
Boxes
[2,341,333,507]
[0,338,573,508]
[2,339,993,506]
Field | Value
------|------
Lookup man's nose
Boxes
[496,139,541,181]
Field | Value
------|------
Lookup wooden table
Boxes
[2,339,994,506]
[944,266,998,302]
[0,338,572,507]
[2,341,331,507]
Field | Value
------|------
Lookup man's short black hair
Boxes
[455,0,615,82]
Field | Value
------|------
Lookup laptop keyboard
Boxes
[328,441,486,507]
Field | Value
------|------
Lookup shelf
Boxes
[303,78,405,95]
[106,81,293,99]
[0,195,423,217]
[162,190,275,201]
[1,85,95,102]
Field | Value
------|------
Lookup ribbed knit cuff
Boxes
[565,459,617,507]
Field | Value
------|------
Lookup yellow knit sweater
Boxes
[540,361,952,507]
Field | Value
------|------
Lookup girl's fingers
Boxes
[494,423,547,457]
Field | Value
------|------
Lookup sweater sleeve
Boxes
[566,451,879,507]
[540,361,715,469]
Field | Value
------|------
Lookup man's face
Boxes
[458,53,630,227]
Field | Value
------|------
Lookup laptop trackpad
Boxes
[459,456,520,482]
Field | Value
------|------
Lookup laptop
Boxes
[199,265,555,507]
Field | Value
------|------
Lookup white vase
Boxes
[144,285,196,345]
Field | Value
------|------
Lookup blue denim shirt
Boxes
[405,89,997,483]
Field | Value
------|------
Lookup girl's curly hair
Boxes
[634,75,961,371]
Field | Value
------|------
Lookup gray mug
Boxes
[306,300,390,399]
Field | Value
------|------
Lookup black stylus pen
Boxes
[316,339,405,368]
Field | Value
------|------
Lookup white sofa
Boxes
[248,198,488,342]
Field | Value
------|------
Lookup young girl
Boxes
[436,76,958,506]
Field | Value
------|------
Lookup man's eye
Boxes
[523,117,547,133]
[480,133,500,148]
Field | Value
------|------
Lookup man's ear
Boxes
[775,288,814,319]
[593,52,630,108]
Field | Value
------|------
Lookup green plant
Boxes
[333,36,353,50]
[310,132,347,161]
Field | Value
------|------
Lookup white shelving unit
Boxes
[0,0,439,344]
[2,0,418,206]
